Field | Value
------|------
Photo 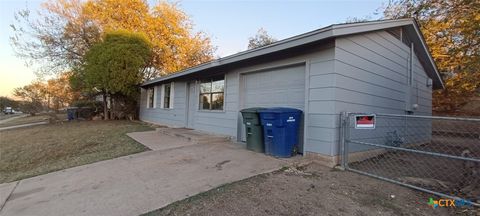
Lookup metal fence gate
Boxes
[340,112,480,207]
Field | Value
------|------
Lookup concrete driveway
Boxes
[0,129,285,216]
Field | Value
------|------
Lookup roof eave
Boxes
[141,18,445,89]
[141,26,336,87]
[411,20,445,89]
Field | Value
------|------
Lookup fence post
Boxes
[340,112,348,169]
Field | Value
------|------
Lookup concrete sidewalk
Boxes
[0,114,28,125]
[0,122,48,131]
[0,131,285,216]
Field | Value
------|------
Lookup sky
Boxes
[0,0,387,97]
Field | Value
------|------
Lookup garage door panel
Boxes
[241,64,306,152]
[287,89,305,104]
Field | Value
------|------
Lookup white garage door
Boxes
[241,64,305,152]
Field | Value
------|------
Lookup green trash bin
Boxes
[240,107,266,153]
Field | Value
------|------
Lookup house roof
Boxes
[141,18,444,89]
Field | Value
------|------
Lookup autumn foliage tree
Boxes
[10,0,100,75]
[13,73,78,115]
[46,72,80,111]
[13,82,47,115]
[383,0,480,113]
[11,0,215,119]
[11,0,214,80]
[82,0,214,79]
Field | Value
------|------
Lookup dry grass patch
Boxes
[143,163,469,216]
[0,113,66,128]
[0,120,153,183]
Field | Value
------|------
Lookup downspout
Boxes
[405,43,414,139]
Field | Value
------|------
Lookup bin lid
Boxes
[258,107,302,114]
[240,107,266,113]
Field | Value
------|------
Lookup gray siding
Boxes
[139,82,187,127]
[140,43,336,150]
[305,55,337,155]
[187,44,337,143]
[332,30,433,155]
[189,72,240,137]
[139,30,434,159]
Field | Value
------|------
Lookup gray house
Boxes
[139,19,443,166]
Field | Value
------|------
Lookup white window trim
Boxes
[146,87,154,108]
[146,88,149,108]
[160,84,165,109]
[160,82,174,109]
[153,86,158,108]
[169,82,175,109]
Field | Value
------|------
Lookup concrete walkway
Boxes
[0,114,28,125]
[0,129,285,216]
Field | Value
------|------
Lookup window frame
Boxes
[199,75,225,111]
[160,82,174,109]
[146,87,155,108]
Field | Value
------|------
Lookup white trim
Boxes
[153,86,158,108]
[160,84,165,109]
[146,87,154,108]
[159,82,174,109]
[303,60,310,155]
[185,82,190,126]
[145,88,149,108]
[141,19,442,89]
[169,82,174,109]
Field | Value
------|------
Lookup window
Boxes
[160,82,174,109]
[147,87,155,108]
[163,83,171,109]
[199,76,224,110]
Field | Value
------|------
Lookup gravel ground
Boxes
[144,162,477,216]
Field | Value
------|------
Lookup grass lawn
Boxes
[0,120,154,183]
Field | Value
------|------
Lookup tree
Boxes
[344,16,374,24]
[46,72,79,111]
[82,0,214,79]
[80,31,152,119]
[10,0,100,76]
[11,0,214,79]
[12,73,77,114]
[248,28,278,49]
[0,97,18,111]
[383,0,480,113]
[13,82,47,115]
[17,100,44,116]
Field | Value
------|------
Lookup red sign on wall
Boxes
[355,114,376,129]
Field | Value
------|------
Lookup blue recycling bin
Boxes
[67,107,78,121]
[258,108,302,158]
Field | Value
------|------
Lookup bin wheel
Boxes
[293,146,298,155]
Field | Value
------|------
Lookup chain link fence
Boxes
[340,112,480,207]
